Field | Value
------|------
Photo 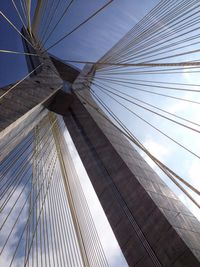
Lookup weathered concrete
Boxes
[0,28,80,162]
[50,56,80,83]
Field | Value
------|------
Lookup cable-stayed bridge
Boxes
[0,1,200,266]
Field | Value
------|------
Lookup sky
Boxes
[0,0,200,266]
[0,0,158,86]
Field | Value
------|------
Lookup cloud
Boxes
[0,186,28,267]
[187,158,200,215]
[188,158,200,187]
[140,139,170,172]
[166,90,198,114]
[182,66,197,83]
[143,139,169,159]
[177,157,200,221]
[167,100,189,114]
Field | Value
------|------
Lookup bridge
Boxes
[0,1,200,266]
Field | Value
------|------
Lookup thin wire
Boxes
[92,76,200,105]
[91,82,200,165]
[63,59,200,67]
[0,10,35,49]
[0,49,38,56]
[92,80,200,134]
[45,0,114,51]
[42,0,74,46]
[0,63,43,100]
[56,118,109,266]
[11,0,30,37]
[75,90,200,208]
[92,80,200,129]
[20,0,28,27]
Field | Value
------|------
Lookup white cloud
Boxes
[188,158,200,187]
[182,67,198,83]
[177,157,200,221]
[143,139,169,159]
[141,139,170,172]
[167,101,189,114]
[187,158,200,216]
[0,186,28,267]
[166,90,199,115]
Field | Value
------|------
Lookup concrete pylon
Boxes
[0,29,78,162]
[62,66,200,266]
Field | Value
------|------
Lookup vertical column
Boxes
[63,91,200,267]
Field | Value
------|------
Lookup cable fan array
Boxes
[63,0,200,210]
[0,0,200,266]
[0,113,109,267]
[0,1,115,266]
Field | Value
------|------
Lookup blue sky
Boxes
[1,0,200,266]
[0,0,158,85]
